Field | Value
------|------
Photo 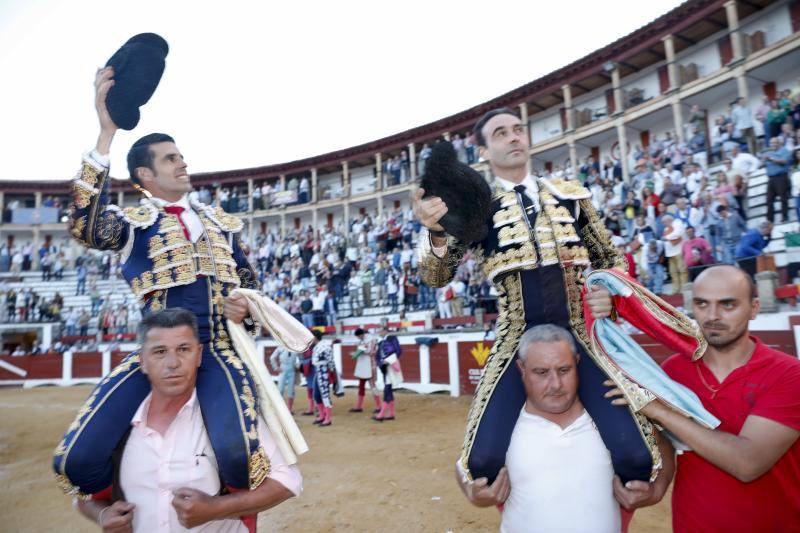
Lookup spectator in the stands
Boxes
[688,126,706,155]
[735,220,773,278]
[662,214,687,294]
[645,239,666,295]
[762,137,793,223]
[622,191,640,238]
[792,148,800,222]
[731,96,756,154]
[766,99,788,140]
[682,226,714,279]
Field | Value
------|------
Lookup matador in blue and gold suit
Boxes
[53,150,268,496]
[419,176,661,485]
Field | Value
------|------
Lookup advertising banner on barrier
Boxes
[458,341,494,395]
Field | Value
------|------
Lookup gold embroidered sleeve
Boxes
[418,234,468,288]
[69,156,129,252]
[577,199,626,270]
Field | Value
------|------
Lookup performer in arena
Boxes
[310,330,335,427]
[299,346,316,416]
[350,327,381,413]
[271,346,299,413]
[414,108,664,487]
[373,326,402,422]
[54,64,269,497]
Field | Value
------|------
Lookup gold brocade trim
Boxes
[482,242,537,283]
[56,353,142,494]
[539,177,592,200]
[578,199,626,270]
[79,162,100,188]
[249,447,271,489]
[459,273,527,479]
[71,216,87,240]
[121,203,158,228]
[497,221,530,248]
[544,204,575,223]
[419,239,467,288]
[492,205,523,228]
[562,264,661,482]
[73,185,93,210]
[205,278,261,489]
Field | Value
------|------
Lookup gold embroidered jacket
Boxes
[69,152,259,303]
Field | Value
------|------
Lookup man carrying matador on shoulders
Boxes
[413,108,713,509]
[54,35,310,508]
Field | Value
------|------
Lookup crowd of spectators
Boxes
[244,203,498,326]
[2,87,800,357]
[561,86,800,295]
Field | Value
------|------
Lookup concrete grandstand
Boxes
[2,0,800,390]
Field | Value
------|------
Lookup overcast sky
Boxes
[0,0,685,181]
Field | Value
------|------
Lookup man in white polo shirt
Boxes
[456,324,673,532]
[76,308,301,532]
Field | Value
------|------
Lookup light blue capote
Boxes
[585,271,720,448]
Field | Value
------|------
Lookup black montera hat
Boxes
[419,141,492,244]
[105,33,169,130]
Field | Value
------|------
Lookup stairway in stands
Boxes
[744,167,800,268]
[0,271,136,314]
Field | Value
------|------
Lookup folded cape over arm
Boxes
[227,288,315,465]
[582,269,720,446]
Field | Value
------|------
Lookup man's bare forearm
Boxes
[95,130,115,156]
[77,498,108,524]
[213,479,295,519]
[649,403,757,481]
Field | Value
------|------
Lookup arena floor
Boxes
[0,385,672,532]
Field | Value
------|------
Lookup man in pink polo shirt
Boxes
[76,308,302,532]
[608,265,800,532]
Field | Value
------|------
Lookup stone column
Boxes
[117,191,125,207]
[312,207,319,230]
[568,142,578,178]
[724,0,744,62]
[247,178,254,212]
[518,102,531,174]
[519,102,530,143]
[611,64,623,115]
[32,227,41,269]
[342,161,349,198]
[755,271,779,312]
[671,99,686,143]
[34,192,42,209]
[616,122,631,183]
[662,34,678,91]
[375,153,383,191]
[311,168,318,203]
[562,84,574,132]
[343,201,351,232]
[408,143,417,181]
[377,195,384,217]
[280,213,286,237]
[279,174,286,191]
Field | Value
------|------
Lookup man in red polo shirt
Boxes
[608,265,800,532]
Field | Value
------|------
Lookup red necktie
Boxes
[163,205,190,240]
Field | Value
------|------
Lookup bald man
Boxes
[607,265,800,532]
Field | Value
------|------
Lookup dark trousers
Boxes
[380,364,394,402]
[54,345,258,494]
[766,173,790,223]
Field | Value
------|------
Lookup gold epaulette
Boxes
[192,200,244,233]
[121,202,159,228]
[538,177,591,200]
